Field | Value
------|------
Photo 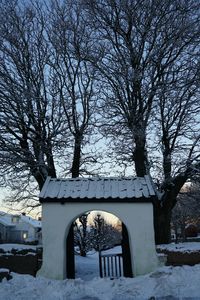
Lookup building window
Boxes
[12,216,20,223]
[23,232,28,240]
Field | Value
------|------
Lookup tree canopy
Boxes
[0,0,199,243]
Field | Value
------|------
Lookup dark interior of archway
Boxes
[66,218,133,279]
[122,222,133,277]
[66,223,75,279]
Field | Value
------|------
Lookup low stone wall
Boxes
[0,247,42,277]
[157,249,200,266]
[0,254,40,276]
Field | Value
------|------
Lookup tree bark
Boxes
[31,170,46,192]
[133,135,148,177]
[45,140,57,178]
[153,174,188,244]
[133,126,148,177]
[153,203,172,244]
[71,135,82,178]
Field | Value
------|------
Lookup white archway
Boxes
[37,176,159,280]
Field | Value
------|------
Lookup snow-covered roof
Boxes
[21,215,41,228]
[0,212,15,227]
[39,175,156,203]
[0,211,41,228]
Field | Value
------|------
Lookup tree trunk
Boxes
[33,171,46,192]
[71,135,82,178]
[133,131,148,177]
[153,173,188,244]
[153,203,172,244]
[45,142,57,178]
[80,248,86,257]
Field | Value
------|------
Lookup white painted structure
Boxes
[37,176,159,280]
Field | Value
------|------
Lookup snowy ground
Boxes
[75,246,122,280]
[1,265,200,299]
[1,243,200,299]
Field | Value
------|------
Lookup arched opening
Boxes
[66,210,133,279]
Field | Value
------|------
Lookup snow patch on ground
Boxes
[1,265,200,299]
[0,268,9,273]
[75,246,122,280]
[1,243,200,299]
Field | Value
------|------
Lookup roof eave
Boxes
[39,195,157,204]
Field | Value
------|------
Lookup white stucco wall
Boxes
[37,202,159,280]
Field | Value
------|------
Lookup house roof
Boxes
[21,215,41,228]
[0,211,41,228]
[0,212,15,227]
[39,175,157,203]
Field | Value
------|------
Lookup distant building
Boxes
[0,212,42,244]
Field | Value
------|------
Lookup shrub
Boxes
[185,224,198,237]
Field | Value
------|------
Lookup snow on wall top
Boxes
[39,175,156,202]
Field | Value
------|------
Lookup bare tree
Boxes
[84,0,200,243]
[74,212,91,257]
[153,54,200,243]
[0,0,199,244]
[47,0,99,178]
[172,182,200,242]
[90,213,122,251]
[0,0,100,210]
[0,1,65,198]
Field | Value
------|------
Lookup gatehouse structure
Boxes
[37,175,159,280]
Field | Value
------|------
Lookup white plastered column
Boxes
[37,202,159,280]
